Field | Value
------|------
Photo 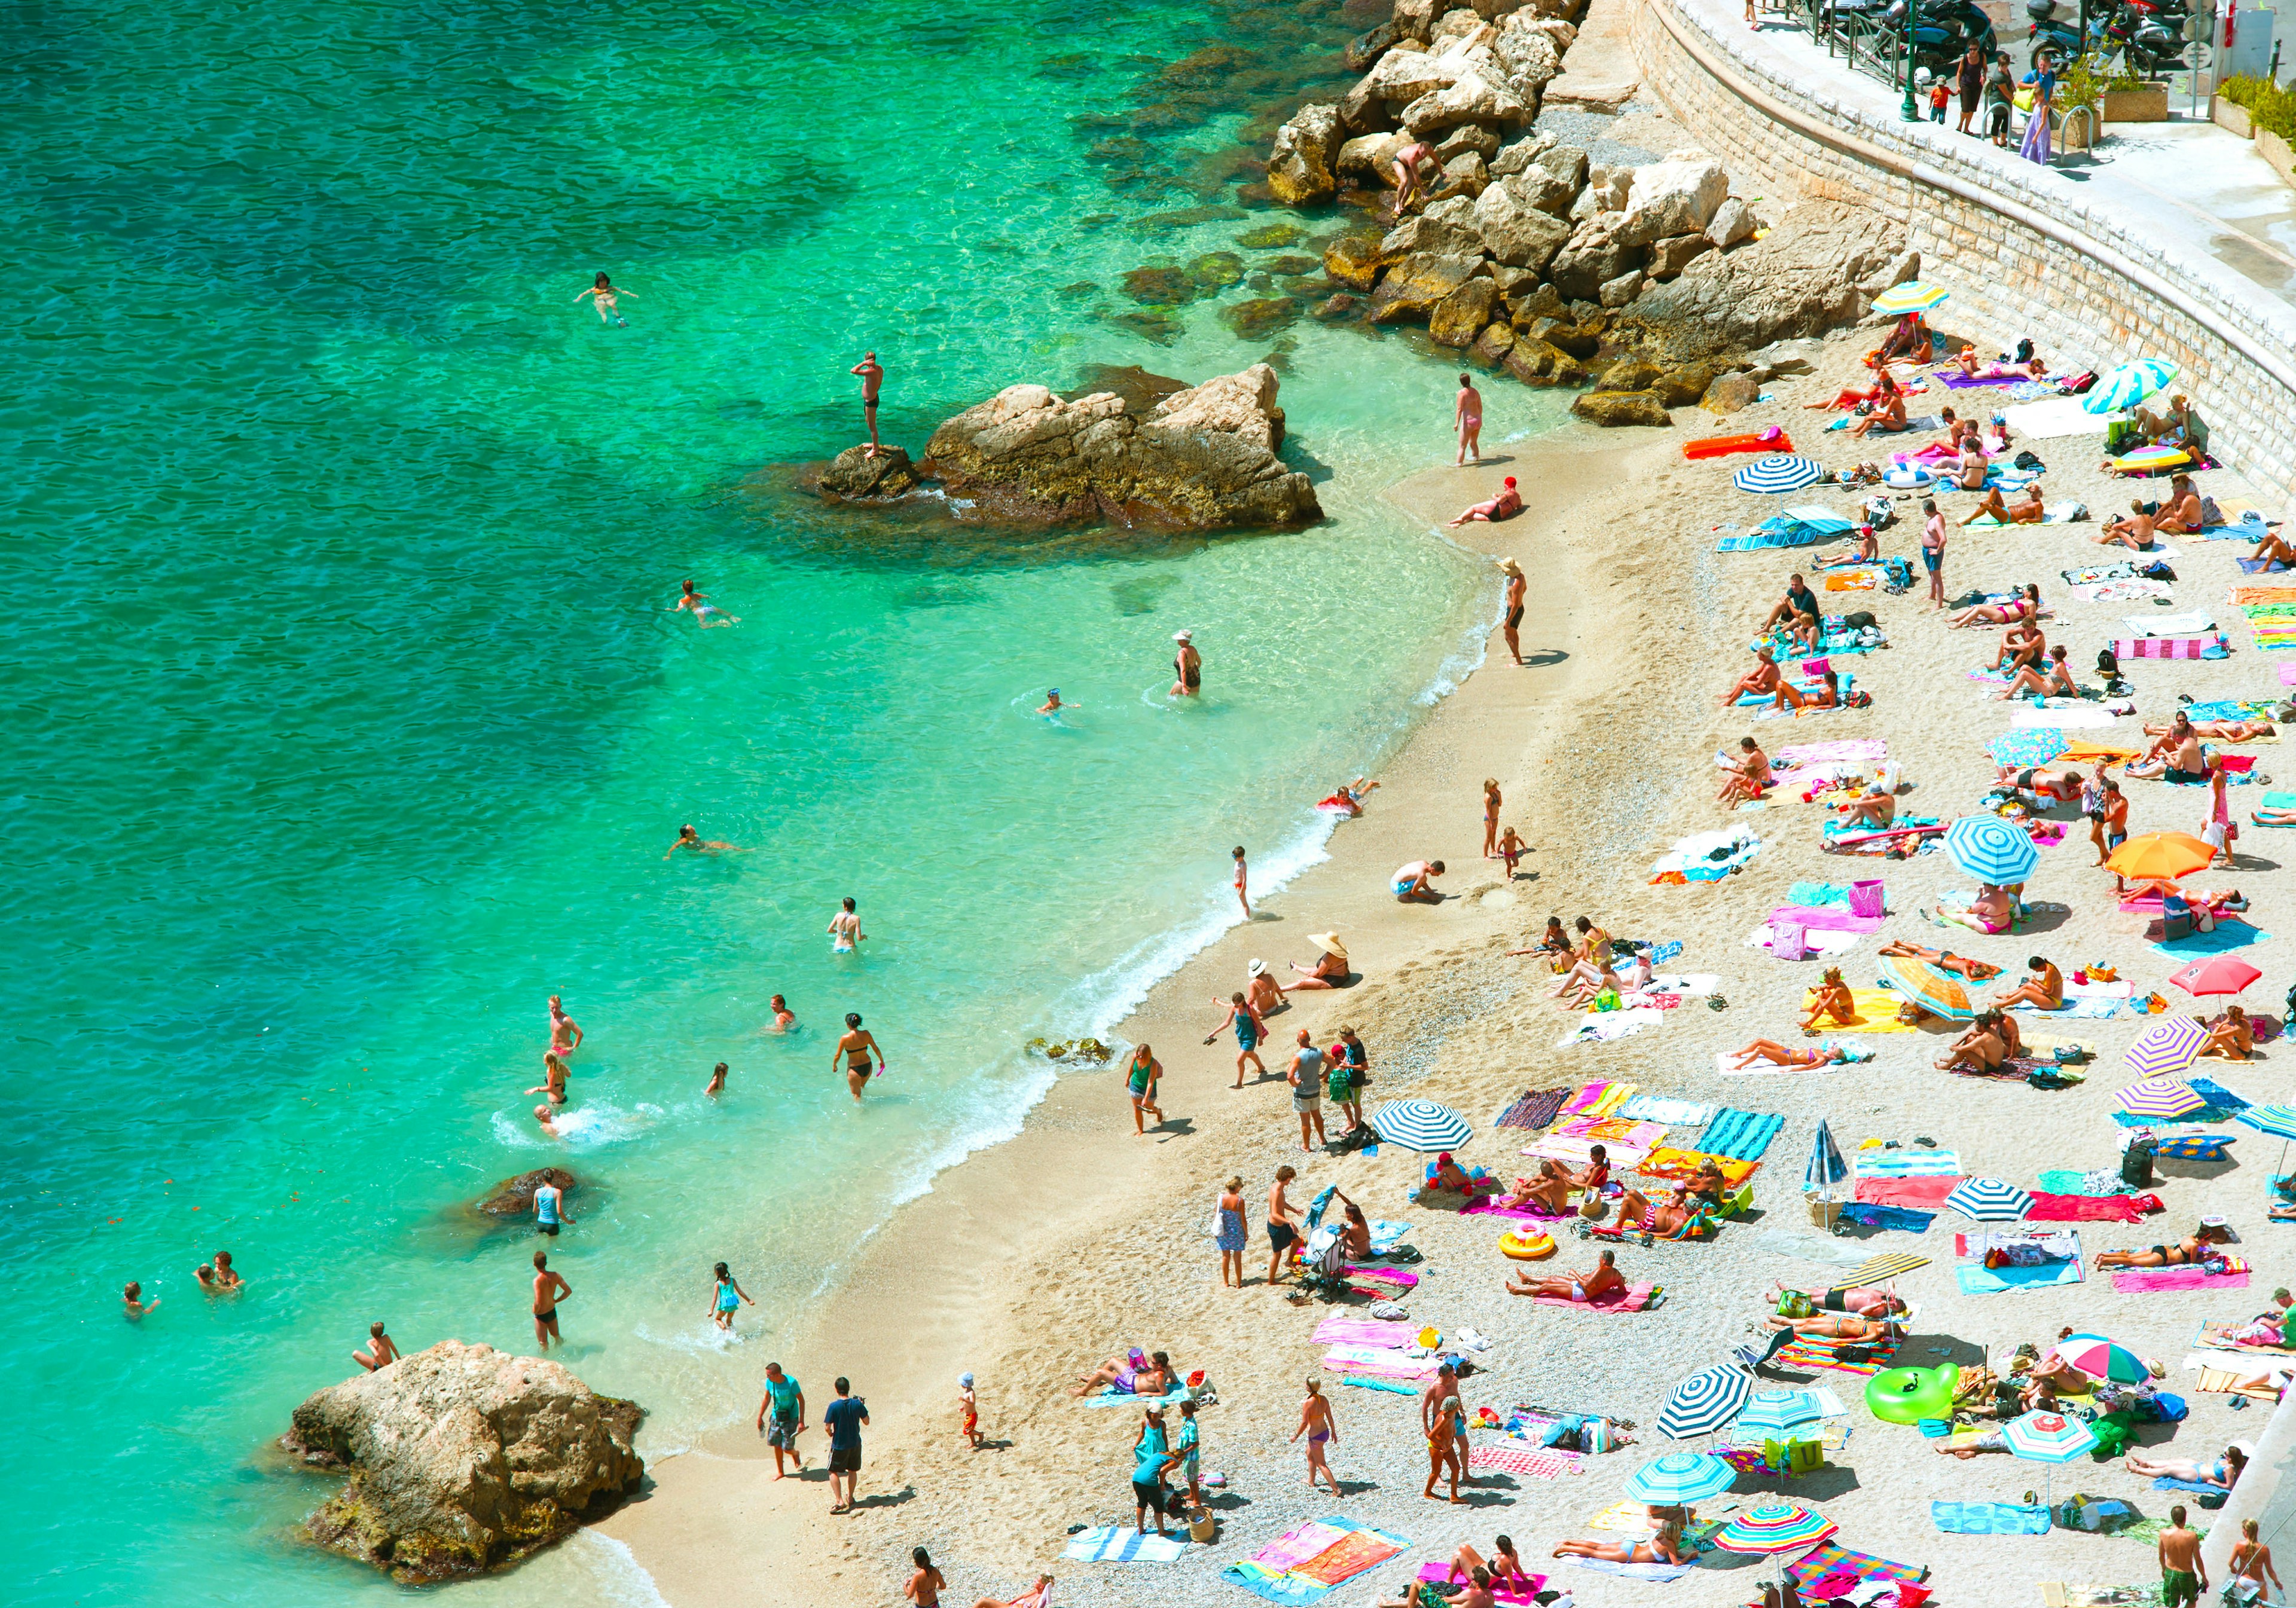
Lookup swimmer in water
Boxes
[829,896,865,953]
[706,1062,728,1096]
[124,1282,159,1320]
[548,995,583,1059]
[575,271,635,326]
[210,1249,243,1290]
[1037,689,1067,715]
[767,993,796,1032]
[527,1050,569,1105]
[534,1103,563,1138]
[835,1012,884,1101]
[675,579,740,628]
[665,824,744,857]
[353,1320,401,1372]
[1172,631,1201,698]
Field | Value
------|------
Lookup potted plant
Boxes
[2219,75,2296,184]
[2100,62,2170,123]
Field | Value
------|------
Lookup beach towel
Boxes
[1080,1386,1193,1408]
[1854,1150,1963,1177]
[1836,1202,1937,1231]
[1495,1088,1570,1130]
[1312,1317,1415,1346]
[1639,1148,1759,1187]
[2011,705,2122,728]
[1556,1008,1665,1048]
[1749,921,1861,958]
[1521,1133,1656,1169]
[2239,555,2293,573]
[2152,1475,2231,1506]
[2113,1262,2252,1294]
[2025,1193,2145,1222]
[2111,637,2216,659]
[1772,1332,1902,1374]
[1529,1280,1658,1313]
[1616,1094,1715,1126]
[1321,1353,1438,1379]
[1808,988,1919,1033]
[1461,1197,1570,1224]
[1988,727,2071,767]
[1345,1262,1416,1287]
[1776,739,1888,766]
[2126,611,2218,637]
[1841,1251,1932,1284]
[1465,1442,1583,1478]
[1565,1558,1697,1583]
[1956,1258,2086,1294]
[1063,1526,1197,1562]
[1696,1108,1784,1161]
[2072,578,2175,602]
[1650,826,1761,882]
[1855,1176,1964,1208]
[2154,922,2270,957]
[1561,1081,1636,1119]
[1790,1545,1929,1591]
[1222,1518,1410,1605]
[1338,1375,1419,1396]
[1931,1501,2053,1534]
[1413,1563,1547,1605]
[2004,395,2112,438]
[1556,1116,1668,1148]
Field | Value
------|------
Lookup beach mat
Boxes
[2026,1193,2146,1222]
[1837,1202,1937,1231]
[1413,1563,1546,1604]
[1465,1442,1583,1478]
[1956,1258,2085,1294]
[2152,1475,2230,1506]
[2197,1367,2283,1399]
[1063,1526,1199,1561]
[1812,988,1920,1032]
[1932,1500,2053,1534]
[2111,637,2216,659]
[1696,1108,1784,1161]
[1855,1176,1964,1208]
[1854,1150,1962,1177]
[1842,1251,1933,1285]
[1495,1088,1570,1130]
[1312,1318,1415,1346]
[2113,1263,2252,1293]
[1222,1518,1409,1603]
[1616,1093,1716,1126]
[1788,1545,1930,1589]
[1773,1333,1903,1375]
[1529,1280,1658,1314]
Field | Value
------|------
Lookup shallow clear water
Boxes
[1,0,1571,1599]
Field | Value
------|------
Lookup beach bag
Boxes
[2063,370,2097,393]
[2104,419,2139,454]
[2201,494,2224,525]
[1863,495,1895,527]
[1583,1417,1615,1454]
[2014,449,2044,469]
[1776,1291,1815,1318]
[1849,880,1885,917]
[1767,921,1809,961]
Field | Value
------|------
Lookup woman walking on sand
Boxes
[1125,1043,1165,1133]
[1482,779,1502,859]
[1293,1378,1342,1497]
[1214,1176,1250,1288]
[1455,374,1483,465]
[1424,1391,1467,1502]
[709,1261,755,1331]
[1498,558,1526,665]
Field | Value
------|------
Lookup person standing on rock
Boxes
[757,1362,808,1476]
[532,1249,571,1352]
[1171,629,1201,698]
[823,1376,870,1514]
[851,351,885,458]
[1455,374,1484,466]
[1391,140,1436,218]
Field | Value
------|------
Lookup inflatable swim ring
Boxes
[1865,1362,1959,1425]
[1499,1230,1556,1261]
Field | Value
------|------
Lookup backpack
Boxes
[1843,610,1877,629]
[2062,370,2097,393]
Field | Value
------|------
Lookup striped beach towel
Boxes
[1854,1150,1962,1177]
[2112,637,2216,659]
[1840,1252,1932,1285]
[1773,1334,1902,1375]
[1932,1501,2052,1534]
[1697,1108,1785,1161]
[1496,1088,1570,1130]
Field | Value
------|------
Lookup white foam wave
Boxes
[566,1530,674,1608]
[487,1101,660,1152]
[631,1319,748,1358]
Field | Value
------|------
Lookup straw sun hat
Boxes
[1309,932,1348,959]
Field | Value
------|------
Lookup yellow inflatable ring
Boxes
[1499,1230,1556,1261]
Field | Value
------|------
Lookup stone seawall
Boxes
[1631,0,2296,506]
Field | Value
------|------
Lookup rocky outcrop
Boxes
[1368,253,1483,322]
[1267,103,1341,206]
[1614,157,1727,247]
[922,365,1319,531]
[474,1169,576,1219]
[1571,389,1672,426]
[1473,178,1573,270]
[283,1341,643,1583]
[1611,200,1909,365]
[818,445,920,500]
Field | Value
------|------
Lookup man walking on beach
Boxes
[824,1377,869,1514]
[532,1250,571,1352]
[2158,1506,2205,1605]
[1287,1031,1327,1152]
[851,353,885,457]
[756,1362,807,1478]
[1267,1164,1300,1283]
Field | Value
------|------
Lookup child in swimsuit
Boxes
[575,271,636,326]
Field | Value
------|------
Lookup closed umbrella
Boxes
[2056,1334,2148,1384]
[1369,1099,1471,1152]
[1944,1177,2034,1221]
[1945,814,2039,885]
[2106,831,2214,883]
[1657,1362,1753,1439]
[1732,455,1825,496]
[2169,956,2262,997]
[1806,1118,1849,1202]
[2116,1075,2207,1120]
[2124,1017,2209,1079]
[1878,955,1976,1021]
[1736,1388,1838,1439]
[1871,280,1951,316]
[2001,1408,2099,1505]
[2083,358,2179,415]
[1625,1450,1737,1505]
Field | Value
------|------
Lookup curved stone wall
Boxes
[1631,0,2296,505]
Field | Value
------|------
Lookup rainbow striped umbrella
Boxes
[2117,1075,2208,1120]
[1878,955,1976,1022]
[1714,1502,1839,1555]
[2123,1017,2209,1079]
[1871,280,1950,316]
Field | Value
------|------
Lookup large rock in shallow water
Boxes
[284,1341,643,1583]
[475,1169,576,1219]
[819,444,920,500]
[1367,253,1483,323]
[1267,103,1341,207]
[1611,200,1907,365]
[923,366,1319,531]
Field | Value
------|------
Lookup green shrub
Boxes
[2221,73,2296,140]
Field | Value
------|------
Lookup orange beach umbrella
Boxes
[2105,832,2214,883]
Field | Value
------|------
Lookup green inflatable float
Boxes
[1866,1362,1959,1424]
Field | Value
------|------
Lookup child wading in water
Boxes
[709,1261,754,1331]
[575,271,636,326]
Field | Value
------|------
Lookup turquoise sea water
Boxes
[3,0,1571,1600]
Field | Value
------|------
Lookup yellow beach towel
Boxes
[1804,988,1919,1034]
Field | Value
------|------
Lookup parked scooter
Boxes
[1879,0,1999,71]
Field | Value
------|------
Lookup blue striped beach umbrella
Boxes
[2124,1016,2209,1079]
[1369,1099,1470,1152]
[1944,814,2038,885]
[1732,455,1825,496]
[1806,1118,1849,1200]
[2082,359,2179,415]
[1626,1450,1738,1505]
[1871,280,1950,316]
[2236,1104,2296,1141]
[1736,1388,1837,1439]
[1944,1177,2033,1221]
[1658,1363,1753,1440]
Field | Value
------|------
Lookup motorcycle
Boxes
[1878,0,1998,72]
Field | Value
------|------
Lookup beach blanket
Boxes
[1650,826,1761,882]
[1064,1526,1197,1562]
[1561,1081,1636,1120]
[1854,1150,1962,1177]
[1789,1545,1929,1591]
[2026,1193,2146,1222]
[1222,1518,1409,1605]
[1080,1386,1193,1408]
[1464,1442,1583,1478]
[1836,1202,1937,1231]
[2004,395,2112,438]
[1529,1280,1658,1313]
[1556,1008,1665,1048]
[1521,1133,1656,1169]
[1988,727,2071,767]
[2126,610,2218,636]
[1809,988,1919,1033]
[1346,1262,1416,1287]
[1639,1148,1759,1187]
[1322,1352,1438,1379]
[1932,1501,2053,1534]
[2111,637,2218,659]
[1855,1176,1964,1208]
[1749,920,1862,958]
[1566,1558,1697,1584]
[1776,739,1888,766]
[2154,922,2270,956]
[1696,1108,1784,1161]
[1495,1088,1570,1130]
[2035,1167,2132,1196]
[1556,1115,1667,1148]
[2072,577,2175,602]
[1842,1251,1932,1284]
[1312,1318,1414,1346]
[1957,1257,2086,1294]
[1412,1563,1547,1605]
[2152,1475,2231,1506]
[1616,1094,1715,1126]
[1773,1333,1902,1374]
[1461,1197,1570,1224]
[2113,1262,2251,1293]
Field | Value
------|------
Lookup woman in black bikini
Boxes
[2095,1224,2233,1267]
[1171,631,1201,697]
[833,1013,885,1103]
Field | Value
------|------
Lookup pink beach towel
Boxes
[1855,1176,1965,1208]
[2026,1193,2146,1222]
[1416,1563,1549,1603]
[1560,1082,1617,1117]
[1771,904,1889,933]
[1323,1355,1439,1378]
[1345,1263,1418,1288]
[1776,738,1888,766]
[2111,1264,2252,1293]
[1461,1198,1571,1222]
[2111,637,2215,659]
[1529,1280,1657,1313]
[1465,1444,1583,1478]
[1312,1318,1416,1346]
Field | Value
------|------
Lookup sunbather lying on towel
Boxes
[1072,1349,1173,1396]
[1816,525,1880,566]
[1934,1427,2011,1458]
[1725,1038,1861,1069]
[2094,1225,2233,1267]
[1765,1281,1908,1317]
[1802,968,1856,1031]
[1951,583,2042,628]
[968,1575,1054,1608]
[2202,1314,2286,1347]
[1836,784,1895,829]
[1739,1310,1903,1372]
[1992,768,2083,808]
[1718,736,1772,805]
[1615,1188,1716,1241]
[2147,719,2277,742]
[1963,485,2046,525]
[1720,648,1783,709]
[1878,941,2001,980]
[1995,644,2077,701]
[2202,1004,2255,1060]
[1775,669,1840,714]
[1507,1247,1626,1301]
[2127,1446,2246,1488]
[1992,956,2063,1011]
[1552,1515,1688,1564]
[1927,882,2014,934]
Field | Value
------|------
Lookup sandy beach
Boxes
[605,330,2293,1607]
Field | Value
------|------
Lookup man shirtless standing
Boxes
[532,1251,572,1352]
[851,352,885,457]
[548,995,583,1060]
[2158,1506,2206,1606]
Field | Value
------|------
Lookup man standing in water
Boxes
[548,995,583,1060]
[757,1362,807,1477]
[532,1250,572,1351]
[851,351,885,457]
[1455,372,1483,465]
[1172,630,1201,698]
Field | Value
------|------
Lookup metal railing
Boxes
[1785,0,1914,93]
